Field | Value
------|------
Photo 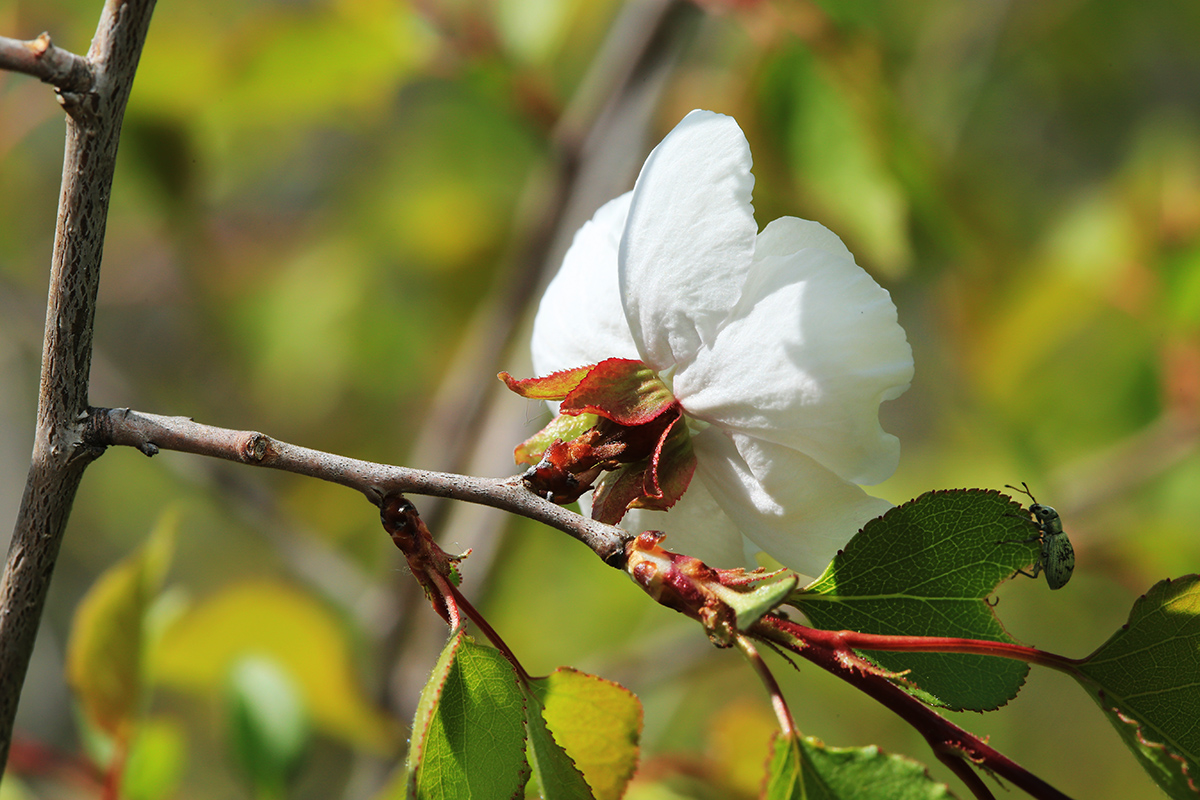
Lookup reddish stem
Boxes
[754,615,1076,800]
[735,634,795,738]
[100,736,129,800]
[796,624,1084,675]
[446,583,533,683]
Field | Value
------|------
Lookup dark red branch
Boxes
[754,616,1076,800]
[806,626,1083,674]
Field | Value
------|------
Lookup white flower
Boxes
[530,110,913,576]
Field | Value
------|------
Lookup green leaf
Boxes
[1074,576,1200,799]
[405,634,462,799]
[529,668,642,800]
[407,632,530,799]
[65,511,177,740]
[227,655,310,799]
[123,717,187,800]
[791,489,1038,710]
[765,733,953,800]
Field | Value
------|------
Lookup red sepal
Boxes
[559,358,677,426]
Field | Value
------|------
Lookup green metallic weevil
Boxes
[1000,482,1075,590]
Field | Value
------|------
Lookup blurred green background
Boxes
[3,0,1200,797]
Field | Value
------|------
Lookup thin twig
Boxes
[0,33,92,94]
[736,634,795,738]
[82,406,632,565]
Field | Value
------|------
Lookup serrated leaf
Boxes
[407,632,530,799]
[791,489,1038,711]
[765,733,953,800]
[65,511,177,740]
[406,632,463,798]
[524,691,594,800]
[1075,576,1200,798]
[529,668,642,800]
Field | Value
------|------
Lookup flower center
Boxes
[499,357,699,523]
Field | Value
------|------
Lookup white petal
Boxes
[620,110,758,374]
[694,428,892,578]
[531,193,641,376]
[674,217,913,486]
[621,477,750,568]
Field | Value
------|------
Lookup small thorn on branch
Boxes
[27,33,51,57]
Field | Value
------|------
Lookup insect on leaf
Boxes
[791,489,1038,711]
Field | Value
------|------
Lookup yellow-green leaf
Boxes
[530,668,642,800]
[151,579,399,753]
[65,511,177,740]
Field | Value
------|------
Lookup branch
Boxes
[83,407,631,565]
[618,538,1074,799]
[0,33,92,93]
[755,616,1076,800]
[0,0,157,771]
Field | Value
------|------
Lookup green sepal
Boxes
[710,570,800,631]
[515,412,599,465]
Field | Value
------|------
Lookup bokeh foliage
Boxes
[3,0,1200,797]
